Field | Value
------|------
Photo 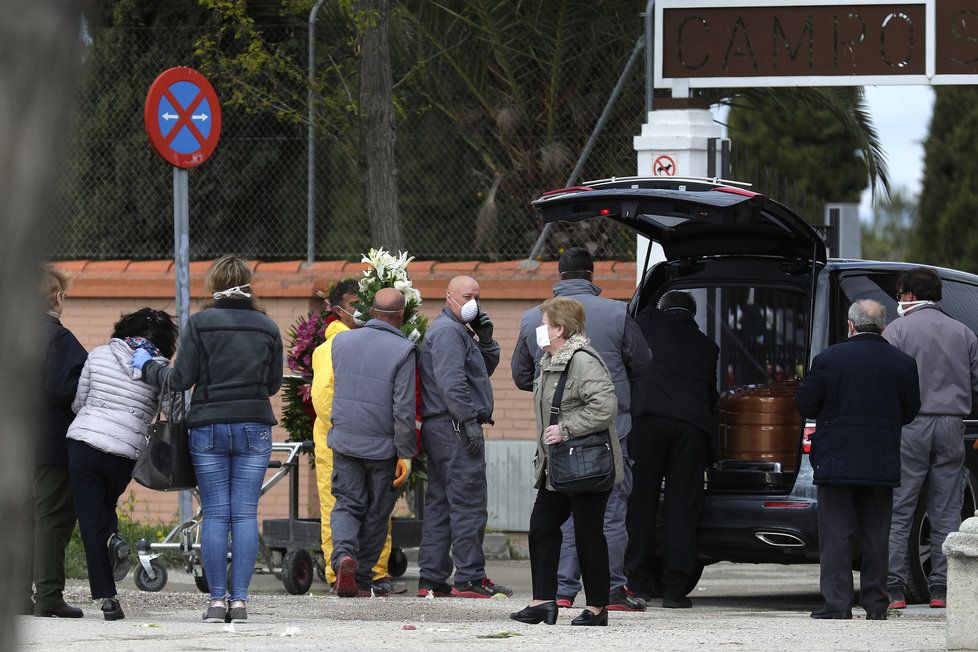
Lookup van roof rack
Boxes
[582,175,754,189]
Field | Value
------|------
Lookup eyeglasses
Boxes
[895,290,907,300]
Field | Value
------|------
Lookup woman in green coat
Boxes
[511,296,622,627]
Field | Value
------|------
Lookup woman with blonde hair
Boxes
[133,256,283,623]
[511,296,622,627]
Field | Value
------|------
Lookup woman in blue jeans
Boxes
[135,256,283,623]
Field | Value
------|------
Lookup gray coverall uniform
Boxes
[328,320,418,590]
[883,304,978,593]
[511,279,650,597]
[419,306,499,585]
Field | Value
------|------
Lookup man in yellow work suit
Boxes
[311,279,397,594]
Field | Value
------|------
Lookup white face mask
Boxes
[896,300,934,317]
[536,324,552,349]
[212,284,251,300]
[451,295,479,322]
[352,309,367,326]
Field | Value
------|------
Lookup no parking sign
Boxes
[144,67,222,168]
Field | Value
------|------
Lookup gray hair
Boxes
[848,299,886,333]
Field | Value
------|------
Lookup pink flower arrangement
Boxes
[286,310,331,378]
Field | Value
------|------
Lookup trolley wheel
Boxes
[194,573,209,594]
[388,547,408,578]
[133,559,168,592]
[282,549,314,595]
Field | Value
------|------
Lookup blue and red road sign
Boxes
[144,67,222,168]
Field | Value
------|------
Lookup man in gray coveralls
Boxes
[328,288,419,598]
[417,275,512,598]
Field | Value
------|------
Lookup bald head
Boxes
[447,276,480,321]
[848,299,886,336]
[371,287,405,327]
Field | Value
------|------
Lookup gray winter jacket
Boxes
[328,319,418,460]
[68,339,167,460]
[512,279,650,437]
[420,306,499,424]
[883,304,978,416]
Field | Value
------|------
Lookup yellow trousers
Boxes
[314,435,392,583]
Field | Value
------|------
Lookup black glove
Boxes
[473,312,494,343]
[461,420,486,456]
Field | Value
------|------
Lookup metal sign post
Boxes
[145,67,222,526]
[172,167,192,523]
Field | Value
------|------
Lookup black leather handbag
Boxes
[546,350,615,495]
[133,385,196,492]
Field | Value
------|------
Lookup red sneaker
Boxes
[451,577,513,598]
[417,579,453,598]
[335,556,357,598]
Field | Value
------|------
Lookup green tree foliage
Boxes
[55,0,313,259]
[398,0,647,258]
[726,87,884,205]
[861,187,917,262]
[914,87,978,273]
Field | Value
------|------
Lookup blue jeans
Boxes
[190,422,272,601]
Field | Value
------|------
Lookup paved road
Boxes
[17,560,945,650]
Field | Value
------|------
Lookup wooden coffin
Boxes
[717,380,803,471]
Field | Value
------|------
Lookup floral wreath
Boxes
[281,249,428,491]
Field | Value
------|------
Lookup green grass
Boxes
[65,491,182,579]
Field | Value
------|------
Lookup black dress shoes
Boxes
[34,601,83,618]
[810,607,853,619]
[662,596,693,609]
[510,601,558,625]
[865,611,887,620]
[570,607,608,626]
[101,599,125,621]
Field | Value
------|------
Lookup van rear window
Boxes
[672,286,810,392]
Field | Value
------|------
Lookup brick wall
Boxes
[55,259,636,524]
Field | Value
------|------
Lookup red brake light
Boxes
[539,185,594,197]
[599,208,611,216]
[711,186,759,197]
[762,501,813,509]
[803,425,815,455]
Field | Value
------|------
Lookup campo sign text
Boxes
[656,0,978,87]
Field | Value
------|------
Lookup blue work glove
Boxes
[461,421,486,456]
[132,349,153,370]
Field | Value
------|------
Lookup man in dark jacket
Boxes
[511,247,650,610]
[624,291,718,609]
[325,288,418,597]
[796,299,920,620]
[26,267,87,617]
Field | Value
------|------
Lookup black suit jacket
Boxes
[41,314,87,466]
[795,332,920,486]
[632,307,719,437]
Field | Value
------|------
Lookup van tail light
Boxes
[762,501,813,509]
[803,423,815,455]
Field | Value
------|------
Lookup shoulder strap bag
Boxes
[133,377,197,491]
[546,349,615,495]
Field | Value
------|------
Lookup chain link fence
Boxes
[46,14,648,263]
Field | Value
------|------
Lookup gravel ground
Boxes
[17,560,946,651]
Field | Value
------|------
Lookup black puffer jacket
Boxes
[795,332,920,486]
[143,299,283,427]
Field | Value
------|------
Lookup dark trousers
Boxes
[418,419,488,584]
[817,484,893,615]
[67,439,136,600]
[625,414,707,599]
[330,452,398,589]
[28,464,77,609]
[529,487,611,607]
